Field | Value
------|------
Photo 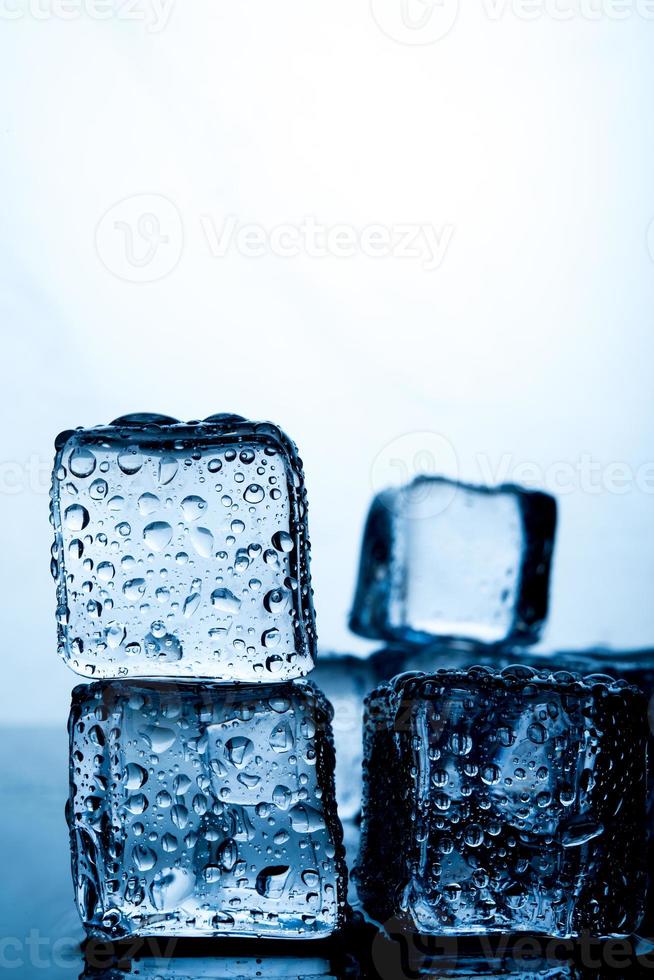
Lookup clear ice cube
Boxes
[355,666,647,938]
[68,679,347,939]
[350,478,556,647]
[310,653,375,821]
[51,414,316,681]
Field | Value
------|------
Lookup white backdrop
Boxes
[1,0,653,724]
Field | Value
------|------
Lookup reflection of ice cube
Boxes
[370,637,498,684]
[310,653,375,821]
[82,954,337,979]
[369,927,584,980]
[68,679,346,939]
[350,478,556,647]
[356,666,647,938]
[51,413,316,682]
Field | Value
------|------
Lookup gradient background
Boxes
[1,0,653,725]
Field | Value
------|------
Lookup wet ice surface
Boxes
[50,414,316,681]
[371,643,654,933]
[350,478,556,648]
[310,654,376,821]
[356,666,648,939]
[68,680,347,940]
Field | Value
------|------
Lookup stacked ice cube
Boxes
[53,422,652,950]
[52,414,347,940]
[349,477,649,938]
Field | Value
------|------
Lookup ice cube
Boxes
[51,413,316,681]
[310,653,375,821]
[350,478,556,647]
[68,679,346,939]
[355,666,647,938]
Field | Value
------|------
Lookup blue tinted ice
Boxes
[356,666,647,938]
[68,680,346,939]
[350,478,556,647]
[310,653,375,821]
[51,414,316,681]
[553,647,654,931]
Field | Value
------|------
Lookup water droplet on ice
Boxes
[139,724,177,753]
[105,623,126,649]
[97,561,115,582]
[190,526,214,557]
[133,845,157,872]
[272,531,294,553]
[244,483,265,504]
[256,865,290,897]
[262,628,281,649]
[225,736,254,768]
[123,578,146,600]
[138,493,159,516]
[264,588,290,615]
[125,763,148,791]
[143,521,173,552]
[289,804,325,833]
[211,588,241,616]
[117,451,143,475]
[89,478,108,500]
[64,504,89,531]
[181,495,207,521]
[158,457,178,485]
[183,592,201,617]
[69,448,97,478]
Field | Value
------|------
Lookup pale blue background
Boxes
[1,1,654,725]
